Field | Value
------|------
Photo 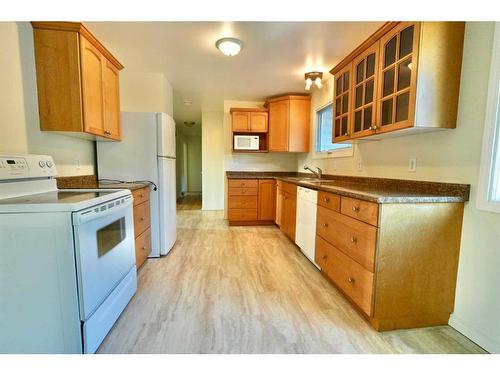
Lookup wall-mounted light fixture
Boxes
[215,37,243,56]
[304,71,323,90]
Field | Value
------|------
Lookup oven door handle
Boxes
[72,195,133,225]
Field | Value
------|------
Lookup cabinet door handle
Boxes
[142,246,147,250]
[139,194,145,198]
[369,125,378,131]
[350,236,357,244]
[352,206,360,212]
[347,277,355,284]
[324,197,330,203]
[104,130,111,135]
[321,223,329,228]
[322,255,327,260]
[140,217,145,221]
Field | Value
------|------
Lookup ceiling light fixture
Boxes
[215,37,243,57]
[304,71,323,90]
[183,121,196,128]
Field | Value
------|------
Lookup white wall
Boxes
[0,22,95,176]
[298,22,500,353]
[201,111,224,210]
[223,100,298,172]
[120,70,173,116]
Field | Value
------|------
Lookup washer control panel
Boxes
[0,154,57,179]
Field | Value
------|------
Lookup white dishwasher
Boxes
[295,186,319,269]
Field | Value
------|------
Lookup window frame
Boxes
[477,22,500,213]
[312,101,353,159]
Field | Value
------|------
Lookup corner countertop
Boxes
[226,171,470,204]
[97,182,152,191]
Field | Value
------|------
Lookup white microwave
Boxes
[234,135,260,150]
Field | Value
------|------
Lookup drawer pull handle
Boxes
[322,255,327,260]
[347,277,355,284]
[321,223,328,228]
[139,194,144,198]
[324,198,330,203]
[352,206,360,212]
[140,217,145,221]
[350,236,357,244]
[142,246,147,250]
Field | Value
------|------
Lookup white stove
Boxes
[0,154,137,354]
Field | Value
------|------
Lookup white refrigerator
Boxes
[97,112,177,257]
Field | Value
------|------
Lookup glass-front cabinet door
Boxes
[376,22,420,133]
[351,41,379,139]
[333,63,352,143]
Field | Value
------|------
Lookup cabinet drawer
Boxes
[132,187,150,207]
[133,200,151,237]
[228,209,258,221]
[317,236,374,316]
[317,206,377,271]
[228,179,258,188]
[228,187,258,196]
[135,228,151,269]
[318,191,341,211]
[341,196,379,226]
[228,195,258,209]
[281,181,297,196]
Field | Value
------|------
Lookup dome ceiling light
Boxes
[215,37,243,57]
[304,71,323,90]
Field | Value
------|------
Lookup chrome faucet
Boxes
[304,165,323,179]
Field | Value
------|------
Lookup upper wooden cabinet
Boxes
[267,95,311,152]
[230,108,268,132]
[32,22,124,141]
[330,22,465,143]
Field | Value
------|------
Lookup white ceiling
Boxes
[86,22,383,134]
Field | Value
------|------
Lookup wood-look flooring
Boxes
[97,209,485,354]
[177,194,202,210]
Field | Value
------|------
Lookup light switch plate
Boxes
[408,158,417,172]
[357,158,363,171]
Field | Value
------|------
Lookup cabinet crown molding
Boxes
[31,21,124,70]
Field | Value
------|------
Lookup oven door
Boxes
[72,195,135,320]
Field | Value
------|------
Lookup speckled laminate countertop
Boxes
[226,171,470,204]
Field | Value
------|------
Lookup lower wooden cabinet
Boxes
[316,193,465,331]
[277,182,297,241]
[228,179,275,225]
[132,186,152,269]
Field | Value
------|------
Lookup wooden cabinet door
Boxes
[333,63,352,143]
[351,42,379,139]
[288,98,311,152]
[232,111,250,131]
[268,100,289,151]
[284,193,297,241]
[376,22,420,133]
[258,179,275,221]
[250,112,268,132]
[103,59,121,140]
[275,187,283,226]
[80,36,105,137]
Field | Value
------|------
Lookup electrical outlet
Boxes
[75,159,81,170]
[408,158,417,172]
[356,158,363,171]
[332,159,337,171]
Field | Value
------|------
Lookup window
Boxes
[314,103,353,158]
[478,22,500,213]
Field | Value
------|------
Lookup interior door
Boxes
[158,157,177,255]
[80,36,105,137]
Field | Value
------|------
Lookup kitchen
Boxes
[0,1,499,372]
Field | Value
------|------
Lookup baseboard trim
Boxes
[449,314,498,353]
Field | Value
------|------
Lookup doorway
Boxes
[176,127,202,210]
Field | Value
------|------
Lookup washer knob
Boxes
[38,161,46,168]
[46,161,53,168]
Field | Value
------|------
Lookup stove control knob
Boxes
[46,161,53,168]
[39,161,46,168]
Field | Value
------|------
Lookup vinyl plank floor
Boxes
[97,210,486,354]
